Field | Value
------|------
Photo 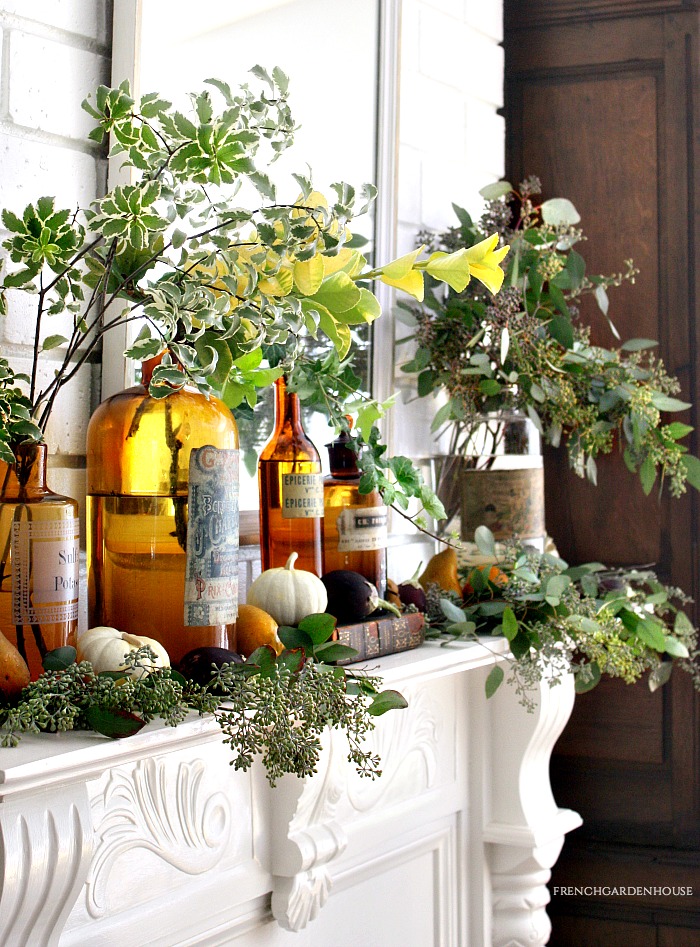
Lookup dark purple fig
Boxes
[322,570,401,624]
[398,564,427,612]
[178,646,243,688]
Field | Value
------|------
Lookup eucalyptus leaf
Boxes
[541,197,580,226]
[478,181,513,200]
[85,707,146,739]
[474,525,496,557]
[575,662,602,693]
[648,660,673,692]
[42,646,77,671]
[484,664,504,699]
[367,689,408,716]
[440,597,467,623]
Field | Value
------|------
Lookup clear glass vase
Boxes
[0,443,79,679]
[86,358,240,665]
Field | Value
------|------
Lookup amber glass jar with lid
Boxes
[86,355,240,665]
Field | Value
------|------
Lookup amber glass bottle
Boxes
[86,356,239,665]
[0,443,79,679]
[258,376,323,574]
[323,429,387,592]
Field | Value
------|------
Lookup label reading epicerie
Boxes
[336,506,388,551]
[11,518,80,624]
[184,445,239,627]
[281,472,324,519]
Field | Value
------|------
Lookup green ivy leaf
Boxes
[635,618,668,652]
[278,626,314,650]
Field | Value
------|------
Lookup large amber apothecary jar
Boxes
[86,357,240,665]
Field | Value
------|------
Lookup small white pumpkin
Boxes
[246,552,327,626]
[77,626,170,677]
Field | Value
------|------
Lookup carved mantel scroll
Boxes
[0,642,580,946]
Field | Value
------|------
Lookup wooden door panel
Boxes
[504,3,700,940]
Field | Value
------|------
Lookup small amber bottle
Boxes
[258,376,323,575]
[323,426,387,592]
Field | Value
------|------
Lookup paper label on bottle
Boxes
[11,518,80,624]
[184,446,239,626]
[281,473,324,519]
[336,506,388,551]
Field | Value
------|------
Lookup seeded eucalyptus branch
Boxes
[0,626,407,786]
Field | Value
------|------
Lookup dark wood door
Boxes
[504,3,700,942]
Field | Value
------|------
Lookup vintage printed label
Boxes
[184,446,239,626]
[12,518,80,624]
[281,472,324,519]
[336,506,388,551]
[460,468,545,541]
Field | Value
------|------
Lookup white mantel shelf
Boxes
[0,640,581,947]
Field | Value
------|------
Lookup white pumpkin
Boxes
[246,552,327,626]
[77,626,170,677]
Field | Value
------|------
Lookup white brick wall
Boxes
[0,1,112,533]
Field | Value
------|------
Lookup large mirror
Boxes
[109,0,398,510]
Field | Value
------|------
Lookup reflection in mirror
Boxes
[135,0,381,508]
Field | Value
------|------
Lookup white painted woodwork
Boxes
[0,641,580,946]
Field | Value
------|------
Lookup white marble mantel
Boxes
[0,640,581,947]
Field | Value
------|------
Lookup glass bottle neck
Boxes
[0,442,48,499]
[273,376,303,433]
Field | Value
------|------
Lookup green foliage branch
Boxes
[425,526,700,710]
[399,176,700,506]
[0,70,501,523]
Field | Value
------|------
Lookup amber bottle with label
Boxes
[258,376,323,575]
[0,443,79,679]
[323,428,387,592]
[86,355,240,666]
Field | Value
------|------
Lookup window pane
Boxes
[137,0,379,508]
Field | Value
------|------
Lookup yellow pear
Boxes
[418,547,463,597]
[0,630,31,700]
